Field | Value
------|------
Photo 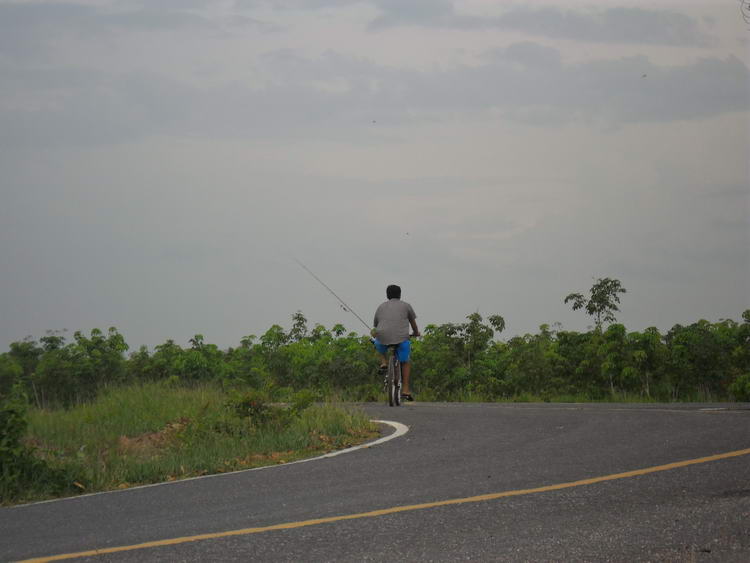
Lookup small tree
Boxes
[288,311,308,342]
[565,277,627,329]
[488,315,506,334]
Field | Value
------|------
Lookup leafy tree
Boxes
[600,324,630,395]
[0,355,22,396]
[572,330,607,399]
[29,328,128,407]
[288,311,308,342]
[488,315,506,334]
[503,327,565,399]
[178,334,226,381]
[73,327,129,386]
[239,335,257,349]
[39,331,66,352]
[627,327,666,398]
[150,339,184,381]
[309,324,330,342]
[8,338,43,382]
[462,313,495,370]
[260,325,288,351]
[127,346,154,381]
[224,342,267,389]
[665,320,732,400]
[414,322,467,396]
[565,277,627,328]
[412,313,505,399]
[32,346,77,407]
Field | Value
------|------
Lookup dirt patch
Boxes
[117,418,189,458]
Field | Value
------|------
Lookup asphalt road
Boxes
[2,402,749,562]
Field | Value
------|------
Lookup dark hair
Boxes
[386,284,401,299]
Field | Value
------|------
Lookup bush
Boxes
[0,385,69,503]
[729,374,750,402]
[227,389,272,423]
[289,389,317,414]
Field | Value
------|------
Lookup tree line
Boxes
[2,310,749,407]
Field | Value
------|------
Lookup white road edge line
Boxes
[10,420,409,509]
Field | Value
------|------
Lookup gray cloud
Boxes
[498,42,562,70]
[0,67,192,148]
[240,48,750,127]
[3,44,746,149]
[237,0,358,8]
[492,6,711,47]
[0,1,207,34]
[235,1,711,45]
[0,2,93,58]
[368,0,463,30]
[366,3,710,46]
[0,1,716,67]
[0,0,273,59]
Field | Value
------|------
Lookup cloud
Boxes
[364,2,710,45]
[492,6,711,47]
[368,0,465,30]
[0,0,273,59]
[487,41,562,69]
[234,1,710,45]
[0,1,207,33]
[2,43,747,149]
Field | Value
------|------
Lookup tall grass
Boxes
[28,383,225,452]
[17,382,377,504]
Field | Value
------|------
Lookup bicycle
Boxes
[383,344,402,407]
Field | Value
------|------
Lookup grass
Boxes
[17,382,377,504]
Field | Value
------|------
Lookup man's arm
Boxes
[409,317,420,337]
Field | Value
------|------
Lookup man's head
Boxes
[386,284,401,299]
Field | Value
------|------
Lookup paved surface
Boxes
[2,402,749,562]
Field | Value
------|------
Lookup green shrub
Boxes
[729,374,750,402]
[290,389,318,414]
[1,385,69,503]
[227,389,272,423]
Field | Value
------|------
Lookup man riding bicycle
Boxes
[371,284,420,401]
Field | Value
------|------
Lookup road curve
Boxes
[2,402,749,562]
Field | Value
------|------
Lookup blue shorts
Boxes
[373,339,411,363]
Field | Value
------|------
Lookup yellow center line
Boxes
[21,447,750,562]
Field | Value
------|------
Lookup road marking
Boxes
[12,420,408,509]
[289,420,409,462]
[21,446,750,562]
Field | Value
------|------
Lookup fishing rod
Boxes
[293,258,371,332]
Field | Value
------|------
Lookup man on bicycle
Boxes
[371,284,420,401]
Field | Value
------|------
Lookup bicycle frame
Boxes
[384,345,402,407]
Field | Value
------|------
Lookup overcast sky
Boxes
[1,0,748,350]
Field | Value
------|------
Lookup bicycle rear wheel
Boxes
[394,359,402,406]
[387,354,397,407]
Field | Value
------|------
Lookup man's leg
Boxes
[373,339,387,371]
[401,361,411,395]
[397,340,413,396]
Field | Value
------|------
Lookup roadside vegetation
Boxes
[1,277,749,503]
[1,383,376,505]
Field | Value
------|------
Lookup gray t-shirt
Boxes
[373,298,417,345]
